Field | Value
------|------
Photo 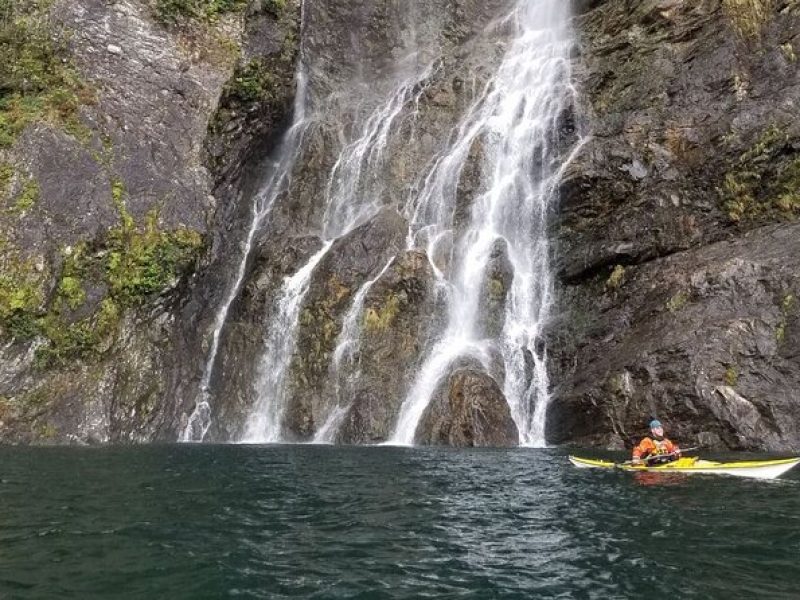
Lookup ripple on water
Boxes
[0,446,799,599]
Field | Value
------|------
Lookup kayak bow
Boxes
[568,455,800,480]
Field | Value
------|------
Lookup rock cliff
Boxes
[1,0,798,451]
[0,0,300,442]
[547,0,800,450]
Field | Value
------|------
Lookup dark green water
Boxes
[1,446,799,599]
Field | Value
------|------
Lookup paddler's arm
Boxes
[631,438,653,465]
[666,439,681,457]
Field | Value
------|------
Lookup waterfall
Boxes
[241,241,333,443]
[185,0,578,446]
[239,62,433,443]
[390,0,576,446]
[311,257,395,444]
[181,70,312,443]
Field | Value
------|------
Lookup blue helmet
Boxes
[649,419,663,430]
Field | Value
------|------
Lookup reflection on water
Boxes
[633,472,689,487]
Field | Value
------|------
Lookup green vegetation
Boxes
[34,199,202,366]
[0,246,44,340]
[782,42,797,62]
[35,309,114,367]
[105,184,202,307]
[56,277,84,309]
[0,162,13,197]
[724,365,739,387]
[37,422,58,439]
[0,276,41,338]
[12,178,38,213]
[293,275,350,390]
[364,293,401,332]
[267,0,287,13]
[0,178,203,366]
[776,293,795,344]
[0,0,92,148]
[722,0,774,40]
[666,290,689,313]
[55,246,87,310]
[487,277,505,301]
[605,265,626,290]
[153,0,248,26]
[226,59,277,103]
[719,125,800,223]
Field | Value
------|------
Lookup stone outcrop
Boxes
[417,363,519,447]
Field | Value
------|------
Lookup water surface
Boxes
[1,446,798,598]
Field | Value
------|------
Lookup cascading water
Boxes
[185,0,578,446]
[181,69,312,443]
[390,0,577,446]
[311,257,395,444]
[241,241,333,443]
[239,60,434,443]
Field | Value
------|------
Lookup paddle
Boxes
[620,446,701,467]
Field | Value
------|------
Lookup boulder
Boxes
[417,364,519,447]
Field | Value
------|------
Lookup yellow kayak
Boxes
[568,455,800,480]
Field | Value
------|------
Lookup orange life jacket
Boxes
[632,437,678,461]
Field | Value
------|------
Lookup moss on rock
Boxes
[226,59,277,103]
[0,0,93,148]
[363,293,401,332]
[0,177,203,366]
[152,0,248,26]
[722,0,775,40]
[293,275,350,388]
[719,125,800,223]
[0,162,13,197]
[0,238,46,340]
[666,290,689,313]
[12,178,39,213]
[605,265,626,290]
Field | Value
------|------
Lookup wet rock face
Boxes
[205,1,301,184]
[558,0,800,284]
[204,233,324,442]
[548,223,800,451]
[282,208,408,439]
[0,0,300,443]
[417,364,519,447]
[336,250,439,444]
[546,1,800,451]
[479,239,514,340]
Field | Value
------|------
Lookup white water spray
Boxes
[391,0,577,446]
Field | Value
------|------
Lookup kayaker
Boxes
[632,420,681,465]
